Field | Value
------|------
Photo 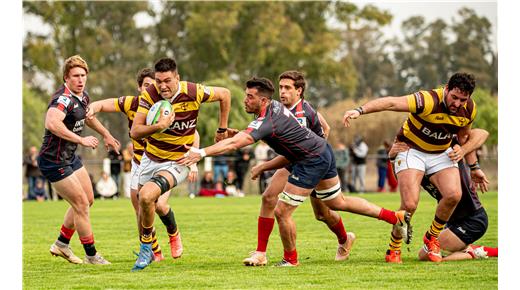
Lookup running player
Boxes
[242,71,411,266]
[343,72,480,263]
[38,55,120,265]
[180,77,405,266]
[87,68,200,262]
[130,57,233,271]
[389,130,498,261]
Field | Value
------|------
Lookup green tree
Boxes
[471,89,498,145]
[451,8,497,94]
[196,77,250,147]
[22,83,47,151]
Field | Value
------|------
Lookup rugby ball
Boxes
[146,100,173,131]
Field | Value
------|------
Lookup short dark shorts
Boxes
[446,207,488,245]
[288,143,337,189]
[37,154,83,183]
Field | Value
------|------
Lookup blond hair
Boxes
[62,55,89,81]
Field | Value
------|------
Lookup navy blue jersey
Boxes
[422,161,482,221]
[245,100,326,162]
[288,99,324,138]
[39,84,90,164]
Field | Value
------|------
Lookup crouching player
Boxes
[389,129,498,261]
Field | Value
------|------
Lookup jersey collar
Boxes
[287,98,303,111]
[169,81,182,103]
[64,83,84,101]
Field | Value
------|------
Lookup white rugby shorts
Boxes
[137,153,189,188]
[130,159,140,190]
[393,147,458,176]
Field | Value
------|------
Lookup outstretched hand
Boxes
[342,110,361,127]
[214,128,240,143]
[178,146,204,167]
[104,134,121,154]
[471,169,489,193]
[250,164,264,180]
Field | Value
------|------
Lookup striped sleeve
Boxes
[137,93,152,115]
[114,97,124,112]
[199,84,215,103]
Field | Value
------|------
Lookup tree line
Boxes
[23,1,497,153]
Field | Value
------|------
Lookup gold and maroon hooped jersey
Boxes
[396,87,477,153]
[113,95,146,164]
[137,81,215,162]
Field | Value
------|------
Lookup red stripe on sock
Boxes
[483,246,498,257]
[378,208,398,225]
[256,216,275,252]
[283,249,298,264]
[60,225,75,240]
[79,234,95,245]
[331,218,348,244]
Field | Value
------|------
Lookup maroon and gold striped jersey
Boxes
[113,95,146,164]
[137,81,215,162]
[396,88,477,153]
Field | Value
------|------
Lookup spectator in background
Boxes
[108,149,122,196]
[89,173,100,199]
[213,154,229,184]
[234,146,253,195]
[96,172,118,199]
[334,142,350,192]
[199,171,226,197]
[350,135,368,193]
[33,178,48,201]
[23,146,46,200]
[254,141,270,164]
[376,141,389,192]
[224,170,240,197]
[121,142,133,198]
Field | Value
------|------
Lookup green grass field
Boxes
[23,192,497,289]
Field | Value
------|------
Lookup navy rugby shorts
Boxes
[288,143,337,189]
[37,154,83,183]
[446,207,488,245]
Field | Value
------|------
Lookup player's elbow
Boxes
[130,127,140,140]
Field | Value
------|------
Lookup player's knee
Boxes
[402,199,418,213]
[314,212,328,223]
[274,206,287,221]
[442,190,462,206]
[138,190,157,206]
[261,190,279,209]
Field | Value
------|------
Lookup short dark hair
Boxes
[246,77,275,99]
[154,57,177,73]
[279,70,306,96]
[136,68,154,87]
[447,72,476,96]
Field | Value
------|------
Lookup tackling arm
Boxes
[317,111,330,139]
[343,95,410,127]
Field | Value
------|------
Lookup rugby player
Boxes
[388,130,498,261]
[87,68,200,262]
[38,55,120,265]
[343,72,480,263]
[180,77,405,266]
[129,57,233,271]
[242,71,411,266]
